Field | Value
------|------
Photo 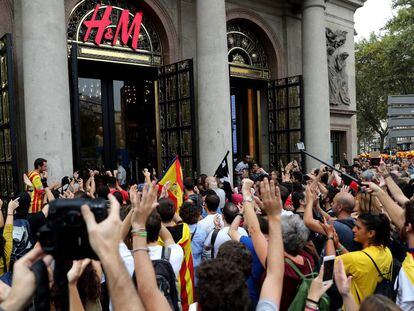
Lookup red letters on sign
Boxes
[82,5,143,51]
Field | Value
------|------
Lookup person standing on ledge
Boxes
[27,158,48,213]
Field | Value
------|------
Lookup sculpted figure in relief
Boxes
[326,28,350,106]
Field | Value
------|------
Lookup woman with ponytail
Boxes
[324,213,393,306]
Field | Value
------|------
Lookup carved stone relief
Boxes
[326,28,350,106]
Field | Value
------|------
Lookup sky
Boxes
[354,0,394,42]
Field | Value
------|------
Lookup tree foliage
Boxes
[356,0,414,151]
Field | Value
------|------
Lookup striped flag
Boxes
[159,156,184,209]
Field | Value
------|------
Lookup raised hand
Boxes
[259,178,282,217]
[81,194,122,257]
[320,216,335,238]
[334,258,352,297]
[7,198,19,213]
[307,265,333,302]
[131,182,159,228]
[67,259,91,285]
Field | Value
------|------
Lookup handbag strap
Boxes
[284,257,312,279]
[362,250,391,278]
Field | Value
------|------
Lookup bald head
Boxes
[334,192,355,214]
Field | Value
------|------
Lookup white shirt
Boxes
[148,244,184,278]
[395,266,414,310]
[204,226,248,258]
[117,165,127,186]
[197,214,224,235]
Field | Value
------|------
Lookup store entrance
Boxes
[230,77,267,166]
[74,60,158,183]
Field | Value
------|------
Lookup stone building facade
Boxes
[0,0,364,194]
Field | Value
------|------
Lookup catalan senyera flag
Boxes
[157,223,195,311]
[159,156,184,210]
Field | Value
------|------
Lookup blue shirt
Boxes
[188,223,208,284]
[240,236,265,307]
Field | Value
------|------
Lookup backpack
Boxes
[285,258,330,311]
[362,251,395,300]
[133,247,180,311]
[11,219,33,266]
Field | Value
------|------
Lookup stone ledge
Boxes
[330,107,357,116]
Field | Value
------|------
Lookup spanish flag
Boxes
[159,156,184,210]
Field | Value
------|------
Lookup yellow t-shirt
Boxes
[337,246,393,305]
[0,224,13,275]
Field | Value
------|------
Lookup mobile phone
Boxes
[322,255,335,283]
[137,183,145,192]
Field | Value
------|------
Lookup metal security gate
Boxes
[158,60,196,177]
[268,75,304,171]
[0,34,18,199]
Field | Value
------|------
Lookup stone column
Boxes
[196,0,233,178]
[21,0,73,181]
[302,0,331,168]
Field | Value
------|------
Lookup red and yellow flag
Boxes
[158,156,184,210]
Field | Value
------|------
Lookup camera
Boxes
[38,198,108,260]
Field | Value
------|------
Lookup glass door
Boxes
[78,78,104,170]
[112,80,157,183]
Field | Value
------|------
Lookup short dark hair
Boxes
[205,194,220,212]
[358,213,391,247]
[292,171,303,182]
[34,158,47,169]
[292,191,305,210]
[222,202,239,224]
[197,259,250,311]
[14,192,31,219]
[96,185,110,199]
[257,215,269,235]
[183,177,195,191]
[216,241,252,278]
[107,177,117,188]
[146,211,162,243]
[157,198,175,222]
[179,200,199,225]
[405,199,414,228]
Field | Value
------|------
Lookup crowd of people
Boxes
[0,154,413,311]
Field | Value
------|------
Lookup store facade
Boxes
[0,0,364,195]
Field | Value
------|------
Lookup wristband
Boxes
[7,214,13,216]
[131,228,146,234]
[243,195,254,203]
[131,247,149,254]
[306,298,319,305]
[132,231,147,238]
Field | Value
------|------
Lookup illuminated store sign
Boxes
[83,4,143,50]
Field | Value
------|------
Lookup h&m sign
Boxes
[83,4,143,50]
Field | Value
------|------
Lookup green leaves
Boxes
[356,1,414,150]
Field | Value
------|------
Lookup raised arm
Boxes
[364,182,405,230]
[258,178,284,307]
[81,194,144,311]
[303,186,325,235]
[4,198,19,272]
[131,182,172,311]
[241,179,268,267]
[67,259,90,311]
[228,213,243,242]
[378,163,409,206]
